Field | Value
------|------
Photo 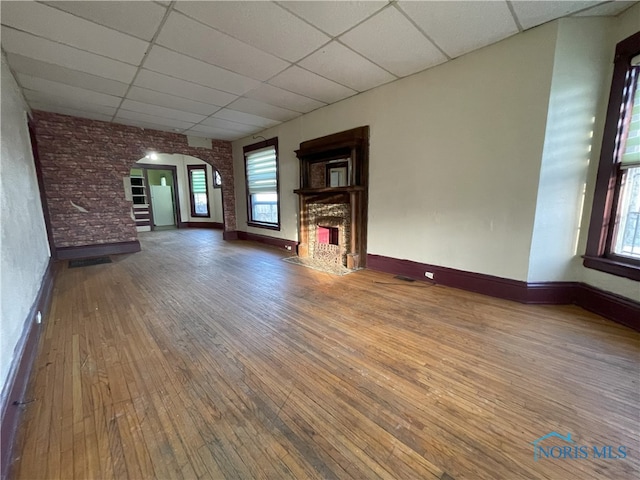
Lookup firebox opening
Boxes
[317,226,339,246]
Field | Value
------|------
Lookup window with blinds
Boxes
[620,66,640,169]
[244,138,280,229]
[187,165,209,217]
[584,32,640,278]
[612,63,640,260]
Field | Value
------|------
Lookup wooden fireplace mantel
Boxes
[294,126,369,269]
[293,186,365,195]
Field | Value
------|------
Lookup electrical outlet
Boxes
[285,245,292,251]
[35,311,42,324]
[424,272,434,280]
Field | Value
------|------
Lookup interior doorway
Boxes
[131,164,181,231]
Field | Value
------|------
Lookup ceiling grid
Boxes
[1,0,636,140]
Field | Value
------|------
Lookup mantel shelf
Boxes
[294,186,365,195]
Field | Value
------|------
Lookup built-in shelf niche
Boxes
[129,171,151,231]
[294,126,369,269]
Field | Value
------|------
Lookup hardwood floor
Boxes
[10,229,640,479]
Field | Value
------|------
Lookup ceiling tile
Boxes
[279,1,388,36]
[43,1,167,41]
[24,90,118,116]
[1,28,137,83]
[199,117,262,134]
[511,1,603,30]
[115,110,196,131]
[184,125,244,141]
[114,117,186,135]
[6,53,129,97]
[341,7,446,77]
[225,98,300,122]
[28,102,115,123]
[1,2,148,65]
[398,1,519,59]
[298,41,396,91]
[268,66,358,103]
[573,1,637,16]
[244,84,326,113]
[119,99,207,124]
[156,12,290,81]
[126,86,221,116]
[174,1,330,62]
[134,70,238,107]
[18,74,122,107]
[143,46,261,95]
[212,109,281,128]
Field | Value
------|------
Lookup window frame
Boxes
[187,164,210,218]
[583,31,640,281]
[243,137,281,231]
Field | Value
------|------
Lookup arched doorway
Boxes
[131,153,225,232]
[31,111,237,259]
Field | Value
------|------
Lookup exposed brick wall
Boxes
[32,111,235,248]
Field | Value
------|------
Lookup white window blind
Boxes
[246,147,277,194]
[190,169,207,193]
[621,69,640,169]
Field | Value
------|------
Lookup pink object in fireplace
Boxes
[317,226,338,245]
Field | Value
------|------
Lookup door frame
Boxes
[136,163,181,230]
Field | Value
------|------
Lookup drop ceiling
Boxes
[1,1,636,141]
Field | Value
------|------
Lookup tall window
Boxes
[187,165,210,217]
[584,32,640,280]
[244,138,280,230]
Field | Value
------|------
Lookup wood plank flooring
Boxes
[9,229,640,479]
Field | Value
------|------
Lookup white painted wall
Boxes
[528,17,614,282]
[574,3,640,300]
[234,23,558,281]
[0,55,51,396]
[136,154,223,224]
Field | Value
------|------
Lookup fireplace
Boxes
[309,209,349,267]
[294,127,369,271]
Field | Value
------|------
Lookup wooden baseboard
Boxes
[184,222,224,229]
[236,231,298,251]
[367,254,639,331]
[367,254,533,302]
[574,284,640,331]
[222,230,239,241]
[1,259,55,479]
[56,240,141,260]
[523,282,580,304]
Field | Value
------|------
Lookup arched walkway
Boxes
[32,111,236,253]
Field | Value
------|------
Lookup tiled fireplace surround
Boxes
[307,204,351,267]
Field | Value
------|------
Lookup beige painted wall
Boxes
[234,22,559,281]
[0,55,51,395]
[137,154,223,224]
[528,17,613,283]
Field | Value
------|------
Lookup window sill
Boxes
[582,255,640,281]
[247,221,280,231]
